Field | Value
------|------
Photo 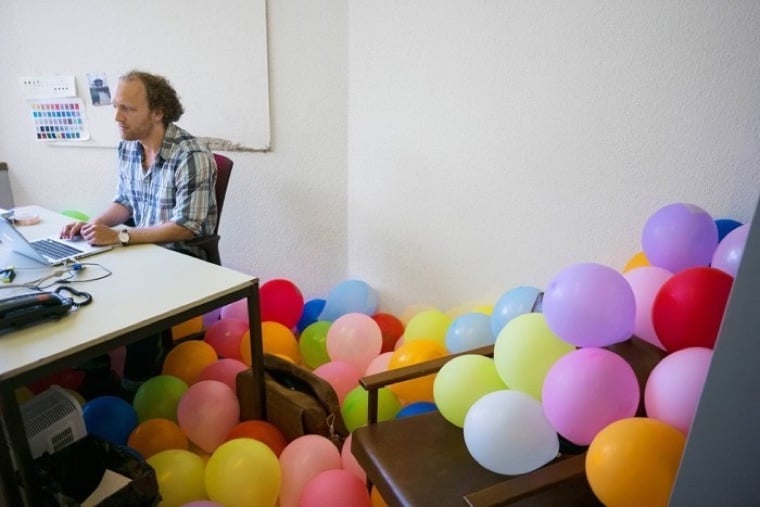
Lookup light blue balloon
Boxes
[319,279,378,322]
[445,312,495,353]
[490,286,542,337]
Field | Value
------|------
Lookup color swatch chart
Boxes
[29,98,90,141]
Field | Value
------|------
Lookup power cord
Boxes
[0,261,113,291]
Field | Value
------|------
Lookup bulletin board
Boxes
[6,0,270,151]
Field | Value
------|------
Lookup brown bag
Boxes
[237,353,349,448]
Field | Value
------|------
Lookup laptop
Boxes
[0,217,112,266]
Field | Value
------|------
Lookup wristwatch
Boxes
[118,228,130,246]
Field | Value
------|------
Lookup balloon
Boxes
[395,401,437,418]
[202,307,222,329]
[493,313,575,400]
[260,321,301,364]
[299,321,332,369]
[402,309,451,347]
[298,298,327,333]
[82,396,138,445]
[714,217,743,241]
[387,339,448,403]
[181,501,223,507]
[340,433,365,482]
[147,449,207,506]
[326,313,382,373]
[489,286,542,337]
[586,417,686,507]
[623,266,672,349]
[133,375,188,423]
[205,438,281,507]
[15,386,34,404]
[27,368,85,393]
[278,434,342,507]
[177,380,240,453]
[172,316,204,341]
[463,390,559,475]
[260,278,305,329]
[364,352,393,376]
[220,298,249,323]
[312,361,362,403]
[445,312,495,353]
[196,358,249,394]
[61,209,90,221]
[108,346,126,377]
[372,312,405,353]
[128,418,189,458]
[204,318,248,360]
[299,469,371,507]
[641,202,718,273]
[319,279,379,321]
[652,266,733,351]
[644,347,713,435]
[622,251,650,272]
[542,348,640,445]
[433,355,507,428]
[371,486,388,507]
[341,386,401,432]
[543,262,635,347]
[226,420,288,457]
[711,224,749,278]
[163,340,219,385]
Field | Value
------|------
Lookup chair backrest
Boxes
[212,153,233,235]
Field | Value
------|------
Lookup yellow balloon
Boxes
[623,250,650,272]
[403,309,451,347]
[586,417,686,507]
[205,438,281,507]
[15,387,34,404]
[172,316,204,340]
[147,449,207,506]
[493,313,575,400]
[388,339,448,403]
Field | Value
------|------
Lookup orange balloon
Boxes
[226,420,289,457]
[623,251,650,272]
[371,485,389,507]
[387,339,448,403]
[241,321,300,365]
[171,316,204,341]
[162,340,218,385]
[586,417,686,507]
[127,418,189,459]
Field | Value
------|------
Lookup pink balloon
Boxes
[196,358,249,393]
[107,346,126,377]
[204,319,248,360]
[644,347,713,435]
[279,434,342,507]
[312,361,362,404]
[623,266,672,349]
[326,313,382,372]
[298,469,371,507]
[340,434,366,482]
[220,299,249,323]
[177,380,240,453]
[364,352,393,376]
[542,348,640,445]
[711,224,749,278]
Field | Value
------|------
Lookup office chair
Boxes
[186,153,233,265]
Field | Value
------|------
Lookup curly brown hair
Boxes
[120,70,184,126]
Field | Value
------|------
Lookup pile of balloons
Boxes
[17,200,749,506]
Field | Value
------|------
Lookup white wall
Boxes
[1,1,758,316]
[348,1,760,314]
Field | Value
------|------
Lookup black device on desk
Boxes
[0,287,92,330]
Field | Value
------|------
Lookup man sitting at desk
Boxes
[61,70,218,396]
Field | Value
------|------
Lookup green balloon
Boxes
[341,385,401,432]
[298,321,332,369]
[132,375,188,423]
[61,209,90,221]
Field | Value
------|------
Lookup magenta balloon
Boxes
[644,347,713,435]
[623,266,672,349]
[641,202,718,273]
[711,224,749,278]
[204,319,248,360]
[543,262,635,347]
[542,348,640,445]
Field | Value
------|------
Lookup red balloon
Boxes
[372,312,405,353]
[226,420,288,457]
[652,267,733,352]
[27,368,86,394]
[260,279,304,329]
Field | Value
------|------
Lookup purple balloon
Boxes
[543,262,635,347]
[711,224,749,278]
[641,202,718,273]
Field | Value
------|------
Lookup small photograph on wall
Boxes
[87,72,112,106]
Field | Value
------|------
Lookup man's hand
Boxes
[59,221,85,240]
[79,222,120,246]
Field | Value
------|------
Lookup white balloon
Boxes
[463,390,558,475]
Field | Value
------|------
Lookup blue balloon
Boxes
[396,401,437,419]
[82,396,138,445]
[490,286,542,337]
[319,279,378,321]
[715,218,743,242]
[297,298,326,333]
[445,312,495,353]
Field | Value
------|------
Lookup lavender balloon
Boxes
[543,262,635,347]
[711,224,749,278]
[641,202,718,273]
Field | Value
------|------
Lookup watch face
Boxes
[119,231,129,244]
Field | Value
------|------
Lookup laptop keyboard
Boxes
[30,239,83,259]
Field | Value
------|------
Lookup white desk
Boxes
[0,206,265,506]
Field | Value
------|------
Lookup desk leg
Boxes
[247,281,267,420]
[0,386,31,506]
